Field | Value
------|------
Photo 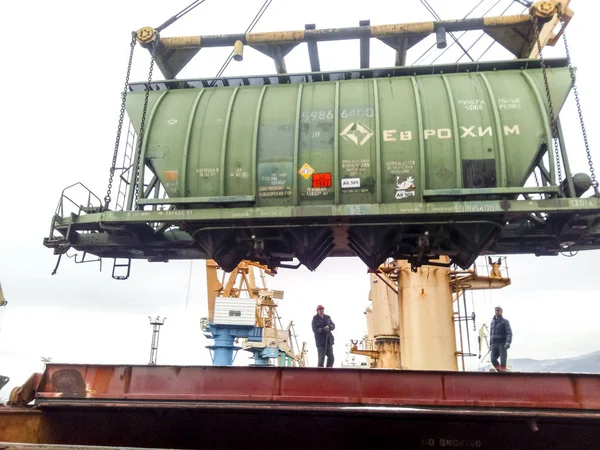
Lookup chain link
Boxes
[533,16,564,194]
[133,35,160,209]
[559,13,598,193]
[105,33,137,209]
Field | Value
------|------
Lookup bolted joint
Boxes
[136,26,158,46]
[530,1,558,20]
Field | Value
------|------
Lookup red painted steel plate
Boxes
[33,364,600,410]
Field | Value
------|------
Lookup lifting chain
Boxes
[559,11,598,194]
[533,16,564,193]
[104,33,137,209]
[133,34,160,209]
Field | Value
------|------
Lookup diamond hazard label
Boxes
[298,163,315,179]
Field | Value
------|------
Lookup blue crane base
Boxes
[247,347,279,366]
[204,324,263,366]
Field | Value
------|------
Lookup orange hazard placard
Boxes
[164,170,179,181]
[312,173,332,188]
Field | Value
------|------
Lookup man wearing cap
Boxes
[312,305,336,368]
[490,306,513,372]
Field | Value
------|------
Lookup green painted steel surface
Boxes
[43,61,600,274]
[126,65,572,207]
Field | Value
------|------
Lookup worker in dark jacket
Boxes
[490,306,512,372]
[312,305,335,368]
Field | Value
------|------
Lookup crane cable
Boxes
[429,0,504,65]
[185,261,193,311]
[156,0,210,33]
[213,0,274,79]
[454,1,523,63]
[477,4,528,60]
[415,0,527,65]
[413,0,492,65]
[419,0,475,61]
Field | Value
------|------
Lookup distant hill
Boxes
[508,351,600,373]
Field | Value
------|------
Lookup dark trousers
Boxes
[317,344,334,367]
[491,343,508,370]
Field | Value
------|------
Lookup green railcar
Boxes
[44,60,600,272]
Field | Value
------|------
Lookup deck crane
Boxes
[350,257,511,370]
[202,260,307,366]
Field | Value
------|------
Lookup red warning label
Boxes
[312,173,332,188]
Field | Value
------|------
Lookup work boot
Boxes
[492,364,500,372]
[499,365,507,372]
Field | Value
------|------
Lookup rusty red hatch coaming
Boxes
[2,364,600,450]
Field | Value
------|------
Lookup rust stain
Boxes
[569,375,582,407]
[441,374,447,401]
[272,368,282,397]
[89,366,113,395]
[122,366,132,394]
[51,369,86,397]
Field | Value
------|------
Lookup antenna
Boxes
[41,356,52,371]
[148,316,166,365]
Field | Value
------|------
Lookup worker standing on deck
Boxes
[312,305,335,368]
[490,306,512,372]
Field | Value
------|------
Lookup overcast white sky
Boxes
[1,0,600,397]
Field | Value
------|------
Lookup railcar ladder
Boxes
[115,122,137,212]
